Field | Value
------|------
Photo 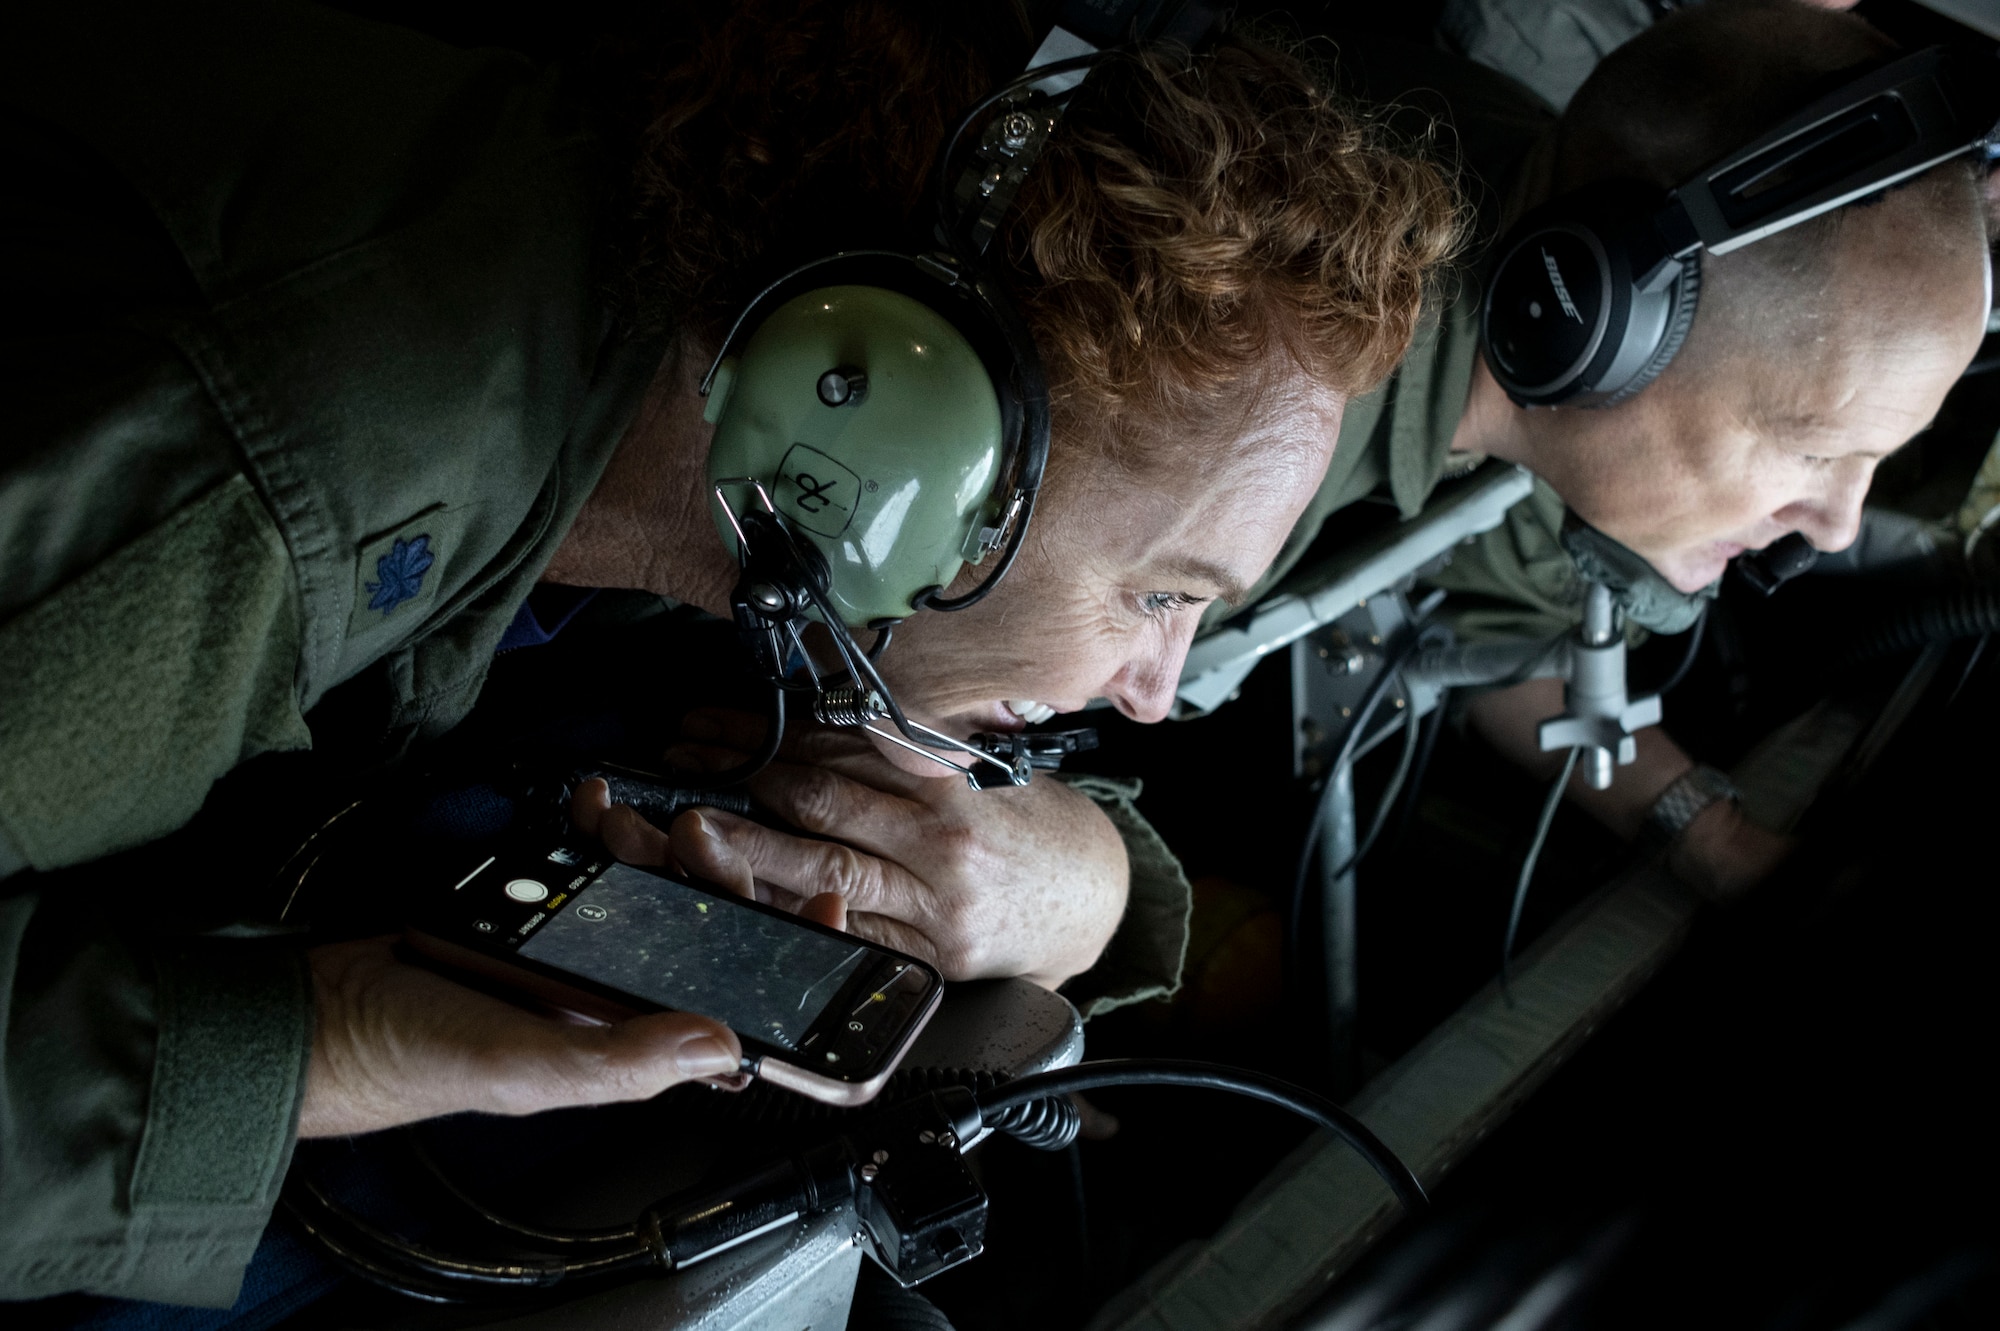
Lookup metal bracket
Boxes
[1176,464,1536,717]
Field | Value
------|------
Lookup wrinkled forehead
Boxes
[1694,218,1989,442]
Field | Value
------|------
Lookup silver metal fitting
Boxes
[1537,582,1663,790]
[814,687,890,728]
[1000,110,1036,149]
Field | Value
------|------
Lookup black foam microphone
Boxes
[1735,533,1819,595]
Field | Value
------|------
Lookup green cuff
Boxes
[1055,774,1193,1020]
[120,942,312,1306]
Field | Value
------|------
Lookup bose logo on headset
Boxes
[1539,248,1585,323]
[1482,45,2000,409]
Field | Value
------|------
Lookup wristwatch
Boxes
[1638,764,1740,857]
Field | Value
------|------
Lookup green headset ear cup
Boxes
[706,284,1006,626]
[1596,252,1701,409]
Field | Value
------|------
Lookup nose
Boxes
[1104,630,1193,724]
[1775,460,1872,554]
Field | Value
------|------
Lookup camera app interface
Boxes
[518,863,873,1051]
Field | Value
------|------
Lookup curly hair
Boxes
[625,0,1464,454]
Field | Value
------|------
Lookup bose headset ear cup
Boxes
[1595,249,1700,409]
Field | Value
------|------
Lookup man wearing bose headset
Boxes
[0,0,1467,1306]
[1095,0,1994,908]
[1380,0,1996,896]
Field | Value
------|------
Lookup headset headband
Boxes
[1483,42,1999,410]
[1643,45,2000,282]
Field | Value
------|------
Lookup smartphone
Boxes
[405,841,943,1106]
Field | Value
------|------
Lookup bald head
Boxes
[1487,0,1996,592]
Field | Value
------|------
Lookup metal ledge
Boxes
[1176,465,1536,716]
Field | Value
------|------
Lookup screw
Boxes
[1000,110,1036,149]
[747,583,786,613]
[816,367,866,407]
[917,1130,936,1145]
[938,1131,958,1150]
[859,1163,879,1182]
[873,1149,890,1164]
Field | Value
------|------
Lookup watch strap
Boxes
[1639,763,1739,856]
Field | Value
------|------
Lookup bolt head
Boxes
[747,583,786,612]
[1000,110,1036,149]
[859,1163,879,1182]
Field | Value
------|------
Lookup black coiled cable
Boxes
[984,1090,1082,1150]
[1840,588,2000,670]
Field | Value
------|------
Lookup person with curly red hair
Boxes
[0,0,1461,1306]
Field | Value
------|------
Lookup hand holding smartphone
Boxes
[407,841,942,1106]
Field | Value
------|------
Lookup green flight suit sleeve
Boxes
[1056,775,1193,1019]
[0,477,320,1305]
[1424,477,1588,643]
[0,97,319,1303]
[0,892,311,1306]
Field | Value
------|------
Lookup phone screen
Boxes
[517,862,872,1053]
[415,846,937,1082]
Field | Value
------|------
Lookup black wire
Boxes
[1500,745,1580,1003]
[974,1059,1428,1213]
[1338,698,1424,879]
[906,259,1051,615]
[282,1175,653,1300]
[651,680,786,791]
[1463,632,1570,696]
[909,487,1034,614]
[406,1132,639,1252]
[1385,689,1450,858]
[1287,629,1442,995]
[293,1053,1429,1304]
[1654,608,1708,697]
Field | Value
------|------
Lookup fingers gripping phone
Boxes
[406,843,943,1106]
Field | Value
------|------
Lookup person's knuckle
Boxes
[819,843,880,899]
[786,769,850,834]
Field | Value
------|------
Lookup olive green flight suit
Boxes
[0,0,662,1304]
